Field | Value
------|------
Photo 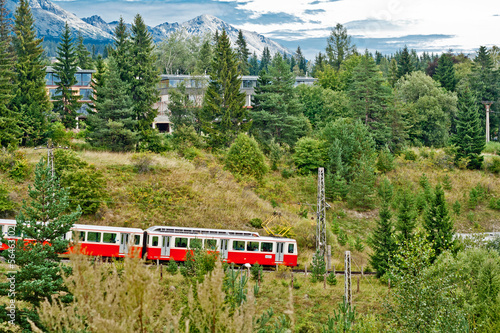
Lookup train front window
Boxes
[233,241,245,251]
[152,236,159,247]
[134,235,141,245]
[288,244,294,254]
[261,242,273,252]
[175,237,188,248]
[205,239,217,250]
[190,238,202,249]
[247,242,259,251]
[102,233,117,244]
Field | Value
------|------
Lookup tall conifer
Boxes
[75,30,93,69]
[11,0,51,145]
[236,30,250,75]
[433,53,456,91]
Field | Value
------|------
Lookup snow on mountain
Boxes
[6,0,290,55]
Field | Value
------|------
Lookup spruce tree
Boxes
[112,17,132,83]
[312,52,326,77]
[129,14,159,132]
[325,23,355,70]
[86,56,137,151]
[200,29,248,148]
[348,53,393,148]
[0,158,81,310]
[433,53,456,91]
[196,36,213,74]
[250,53,310,147]
[248,52,259,75]
[11,0,51,146]
[53,22,81,129]
[452,87,485,169]
[75,30,93,69]
[369,177,396,277]
[388,58,398,87]
[295,46,307,75]
[168,82,197,129]
[346,154,376,210]
[235,30,250,75]
[259,46,271,72]
[396,189,416,242]
[0,0,20,147]
[423,184,454,261]
[397,46,414,79]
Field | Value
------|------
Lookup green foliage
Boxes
[486,156,500,174]
[223,264,248,310]
[54,149,107,215]
[0,149,30,182]
[166,259,178,275]
[346,154,376,210]
[326,271,338,286]
[433,53,457,91]
[249,218,263,229]
[225,133,268,179]
[325,23,356,70]
[376,146,395,173]
[468,183,488,210]
[310,249,326,283]
[180,243,218,282]
[0,181,15,216]
[46,121,72,147]
[137,129,172,153]
[167,81,199,130]
[250,263,263,282]
[337,228,348,246]
[8,156,30,182]
[442,174,452,190]
[402,149,417,161]
[453,199,462,216]
[255,307,291,333]
[354,236,365,252]
[396,189,417,242]
[322,298,357,333]
[292,137,326,174]
[268,139,284,171]
[489,197,500,211]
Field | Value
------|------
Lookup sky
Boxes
[52,0,500,59]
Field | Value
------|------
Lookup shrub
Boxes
[0,182,15,217]
[250,263,263,281]
[281,168,295,179]
[489,197,500,211]
[130,152,155,174]
[337,229,348,246]
[442,174,452,191]
[292,137,326,174]
[326,271,337,286]
[403,149,417,161]
[166,259,178,275]
[453,200,461,216]
[249,218,263,229]
[225,133,268,180]
[376,146,395,173]
[8,158,31,182]
[171,125,204,150]
[46,121,72,147]
[310,249,326,283]
[137,130,172,153]
[181,146,202,161]
[486,156,500,174]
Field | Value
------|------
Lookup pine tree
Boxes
[196,36,213,74]
[0,158,81,308]
[423,184,454,261]
[200,29,248,148]
[369,177,396,278]
[295,46,307,75]
[397,46,414,79]
[250,53,311,147]
[259,46,271,72]
[11,0,51,146]
[433,53,456,91]
[0,0,21,147]
[129,14,159,132]
[235,30,250,75]
[396,189,416,242]
[112,16,132,83]
[86,56,137,151]
[75,30,93,69]
[168,82,197,129]
[452,87,485,169]
[348,53,393,148]
[53,22,81,129]
[346,154,376,210]
[326,23,355,70]
[248,52,259,75]
[312,52,326,77]
[388,58,399,87]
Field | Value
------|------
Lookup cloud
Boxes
[304,9,325,15]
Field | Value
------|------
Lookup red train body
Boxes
[0,219,298,267]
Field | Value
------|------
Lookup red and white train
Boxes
[0,219,298,266]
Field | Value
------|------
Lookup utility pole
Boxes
[316,167,328,256]
[344,251,352,307]
[34,140,68,177]
[482,101,494,143]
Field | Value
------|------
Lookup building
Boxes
[153,74,316,133]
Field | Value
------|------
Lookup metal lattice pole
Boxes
[316,167,327,256]
[344,251,352,307]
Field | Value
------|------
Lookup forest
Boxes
[0,0,500,332]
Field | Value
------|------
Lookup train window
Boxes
[233,241,245,251]
[87,232,101,242]
[102,233,117,244]
[190,238,202,249]
[152,236,159,247]
[261,242,273,252]
[205,239,217,250]
[288,244,294,254]
[175,237,188,248]
[247,242,259,251]
[78,231,85,241]
[134,235,141,245]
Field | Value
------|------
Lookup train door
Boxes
[276,242,285,262]
[220,239,229,260]
[161,236,171,257]
[119,233,130,255]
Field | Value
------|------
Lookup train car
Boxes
[145,226,298,266]
[0,219,17,250]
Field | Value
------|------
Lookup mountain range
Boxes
[6,0,291,56]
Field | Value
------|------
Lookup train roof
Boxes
[147,225,260,237]
[73,224,143,233]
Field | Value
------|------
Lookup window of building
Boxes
[261,242,273,252]
[79,89,93,101]
[175,237,188,248]
[87,232,101,242]
[232,241,245,251]
[102,233,117,244]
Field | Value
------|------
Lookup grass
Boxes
[484,141,500,155]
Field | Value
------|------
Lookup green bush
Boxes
[46,121,72,147]
[280,168,295,179]
[310,249,326,283]
[8,159,31,182]
[489,197,500,211]
[250,263,263,281]
[181,146,202,161]
[130,152,155,174]
[292,137,326,174]
[0,182,15,217]
[166,259,178,275]
[337,229,348,246]
[484,141,500,155]
[403,149,418,161]
[326,271,337,286]
[171,125,204,150]
[486,156,500,174]
[249,218,263,229]
[225,133,268,180]
[376,146,395,173]
[137,130,172,153]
